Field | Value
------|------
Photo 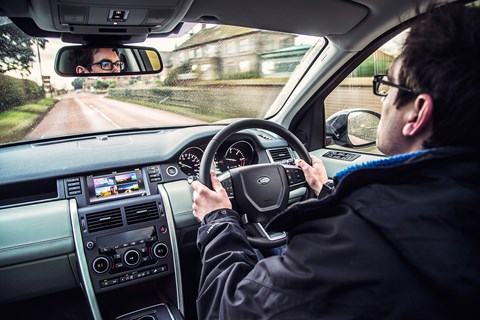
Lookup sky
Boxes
[7,23,319,91]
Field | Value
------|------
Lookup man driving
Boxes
[191,4,480,319]
[75,48,124,74]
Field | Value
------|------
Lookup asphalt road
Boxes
[26,92,205,140]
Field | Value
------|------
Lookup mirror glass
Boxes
[347,111,380,146]
[55,46,162,76]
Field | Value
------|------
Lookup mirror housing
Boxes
[55,46,163,77]
[326,109,381,148]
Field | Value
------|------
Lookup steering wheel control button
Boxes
[220,178,234,197]
[152,243,169,259]
[123,249,141,267]
[92,256,111,274]
[285,168,306,184]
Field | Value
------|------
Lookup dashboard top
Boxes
[0,124,289,186]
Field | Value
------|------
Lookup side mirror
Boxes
[55,46,163,77]
[326,109,381,148]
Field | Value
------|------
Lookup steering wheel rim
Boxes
[199,119,312,248]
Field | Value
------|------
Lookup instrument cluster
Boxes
[177,140,255,177]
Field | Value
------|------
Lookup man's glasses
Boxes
[372,74,419,97]
[89,59,125,71]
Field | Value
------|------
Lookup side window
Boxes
[324,30,408,155]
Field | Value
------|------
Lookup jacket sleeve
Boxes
[196,208,259,319]
[196,208,315,319]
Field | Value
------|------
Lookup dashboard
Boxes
[0,124,297,319]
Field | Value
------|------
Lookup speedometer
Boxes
[223,141,254,170]
[178,147,203,177]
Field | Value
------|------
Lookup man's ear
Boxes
[76,66,87,74]
[402,93,433,137]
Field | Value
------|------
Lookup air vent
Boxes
[267,147,293,164]
[86,209,123,233]
[125,202,160,225]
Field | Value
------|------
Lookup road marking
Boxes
[88,104,122,129]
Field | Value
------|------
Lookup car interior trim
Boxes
[0,200,74,267]
[158,184,185,314]
[69,199,102,320]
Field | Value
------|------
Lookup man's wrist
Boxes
[317,179,335,200]
[202,208,240,225]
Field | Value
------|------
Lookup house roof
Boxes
[174,25,257,51]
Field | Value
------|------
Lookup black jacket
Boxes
[196,148,480,319]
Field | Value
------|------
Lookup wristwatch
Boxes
[317,179,335,200]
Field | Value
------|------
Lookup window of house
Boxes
[189,50,195,59]
[239,38,250,52]
[195,48,202,58]
[226,41,237,54]
[324,30,408,155]
[239,60,251,72]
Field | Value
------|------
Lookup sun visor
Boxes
[183,0,369,37]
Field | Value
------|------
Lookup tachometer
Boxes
[178,147,204,176]
[223,141,254,170]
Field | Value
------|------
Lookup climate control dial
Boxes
[92,256,111,274]
[152,242,169,259]
[123,249,141,267]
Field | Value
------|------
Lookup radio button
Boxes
[152,243,169,259]
[123,249,141,267]
[92,256,110,274]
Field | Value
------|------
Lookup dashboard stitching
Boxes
[0,236,72,252]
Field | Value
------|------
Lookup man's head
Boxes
[376,4,480,156]
[75,48,123,74]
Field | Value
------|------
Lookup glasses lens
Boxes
[376,76,389,96]
[100,61,113,70]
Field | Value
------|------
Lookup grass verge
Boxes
[0,98,57,144]
[107,96,228,123]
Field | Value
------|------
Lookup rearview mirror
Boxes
[326,109,380,148]
[55,46,163,77]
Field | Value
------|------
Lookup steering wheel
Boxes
[199,119,312,248]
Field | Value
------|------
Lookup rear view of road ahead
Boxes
[27,92,205,140]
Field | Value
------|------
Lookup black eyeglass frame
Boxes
[88,59,125,71]
[372,74,420,97]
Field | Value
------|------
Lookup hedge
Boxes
[0,74,44,112]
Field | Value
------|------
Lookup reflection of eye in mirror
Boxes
[347,111,380,146]
[55,46,163,77]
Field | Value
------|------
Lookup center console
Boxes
[67,166,185,319]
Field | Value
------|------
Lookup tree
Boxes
[0,17,48,75]
[72,78,85,90]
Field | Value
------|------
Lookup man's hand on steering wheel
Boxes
[295,155,329,197]
[191,172,232,222]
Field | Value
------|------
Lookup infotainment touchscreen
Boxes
[86,169,145,203]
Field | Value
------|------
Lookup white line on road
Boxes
[88,104,122,129]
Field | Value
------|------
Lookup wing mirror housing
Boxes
[326,109,381,148]
[55,45,163,77]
